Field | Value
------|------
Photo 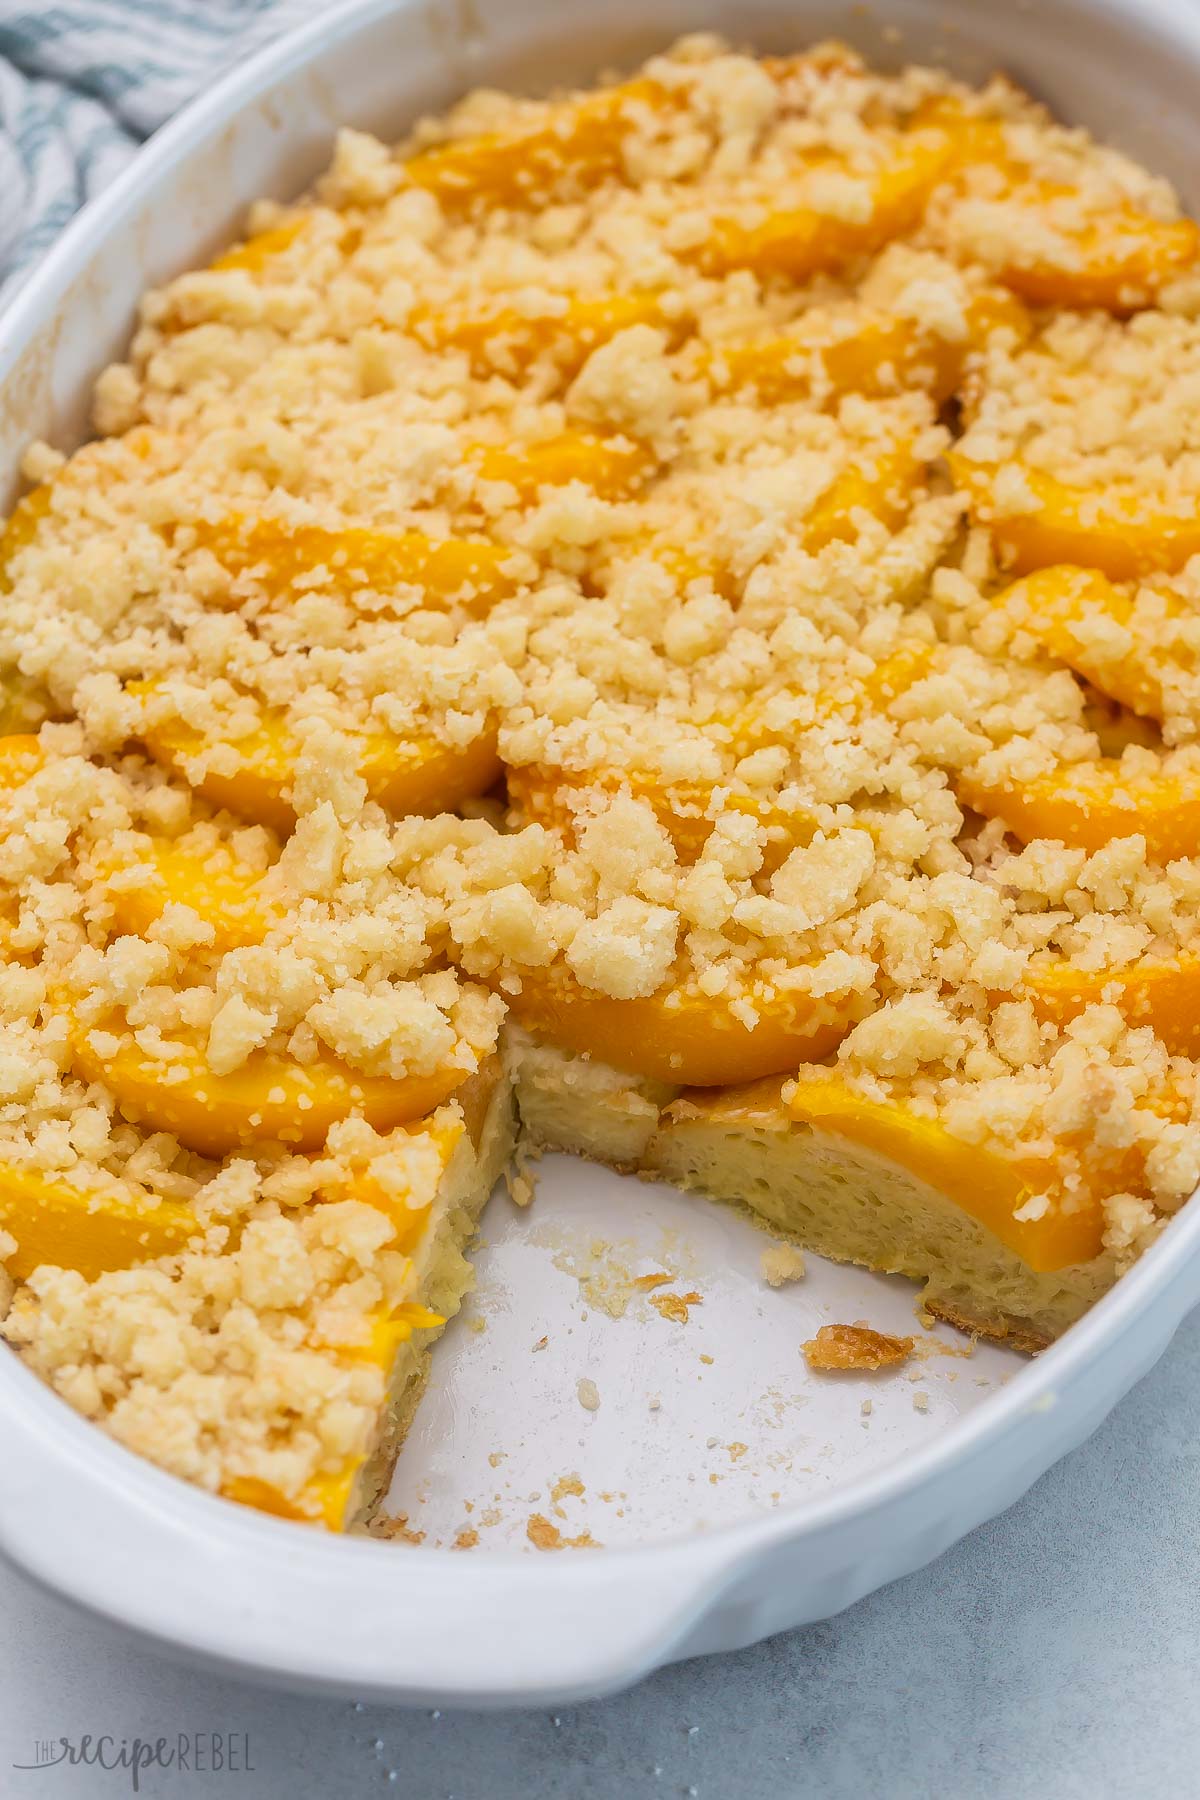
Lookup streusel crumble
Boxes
[3,37,1200,1524]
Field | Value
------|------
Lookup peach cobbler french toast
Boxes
[3,38,1200,1525]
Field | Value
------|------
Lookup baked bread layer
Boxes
[511,1034,1115,1349]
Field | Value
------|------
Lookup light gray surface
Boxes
[2,1311,1196,1799]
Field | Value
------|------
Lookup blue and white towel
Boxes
[0,0,318,298]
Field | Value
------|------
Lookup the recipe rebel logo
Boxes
[12,1732,255,1790]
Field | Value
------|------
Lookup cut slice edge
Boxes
[508,1034,1117,1350]
[221,1058,516,1530]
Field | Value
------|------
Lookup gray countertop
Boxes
[3,1307,1198,1800]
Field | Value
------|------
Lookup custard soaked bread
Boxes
[3,38,1200,1525]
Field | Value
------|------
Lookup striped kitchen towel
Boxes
[0,0,320,298]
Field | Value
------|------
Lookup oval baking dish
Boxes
[3,0,1200,1707]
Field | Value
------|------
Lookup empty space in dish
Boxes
[384,1156,1022,1550]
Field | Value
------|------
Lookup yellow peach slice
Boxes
[640,541,730,595]
[599,444,931,610]
[411,288,679,377]
[101,838,278,949]
[785,1073,1104,1271]
[1024,956,1200,1058]
[0,734,46,786]
[914,96,1198,311]
[948,454,1200,580]
[983,184,1199,313]
[129,686,502,833]
[209,217,308,274]
[0,484,51,584]
[709,287,1029,406]
[0,496,56,732]
[695,124,960,281]
[133,703,297,837]
[958,759,1200,860]
[0,1163,198,1283]
[802,441,924,551]
[362,725,503,820]
[507,968,859,1087]
[507,644,931,858]
[195,516,522,616]
[999,565,1184,722]
[401,52,853,214]
[506,762,794,863]
[470,431,654,501]
[70,1016,479,1158]
[403,76,668,209]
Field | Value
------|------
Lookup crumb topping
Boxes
[3,36,1200,1507]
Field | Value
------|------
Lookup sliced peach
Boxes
[209,217,307,274]
[803,441,924,551]
[412,288,678,377]
[914,96,1197,312]
[984,184,1199,313]
[0,484,51,585]
[507,644,931,858]
[959,759,1200,860]
[695,123,960,281]
[948,454,1200,580]
[999,565,1184,722]
[361,725,503,819]
[709,287,1029,406]
[403,76,668,209]
[0,734,45,787]
[621,440,930,581]
[195,516,522,616]
[0,1162,198,1283]
[641,541,730,594]
[470,431,654,501]
[1024,955,1200,1058]
[129,685,501,833]
[505,762,794,863]
[507,968,859,1087]
[785,1072,1104,1271]
[101,838,278,949]
[133,702,297,837]
[70,1016,478,1158]
[601,438,935,614]
[400,53,851,214]
[590,534,738,605]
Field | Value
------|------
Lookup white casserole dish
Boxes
[3,0,1200,1708]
